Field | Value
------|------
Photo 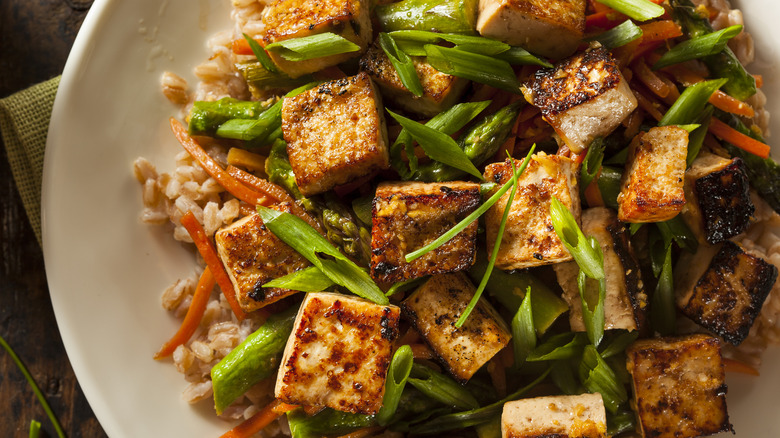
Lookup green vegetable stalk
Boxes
[188,97,272,136]
[287,408,375,438]
[375,0,478,35]
[211,306,297,414]
[236,61,313,93]
[407,363,480,411]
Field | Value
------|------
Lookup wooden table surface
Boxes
[0,0,107,436]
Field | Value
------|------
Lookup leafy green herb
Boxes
[587,19,643,49]
[377,345,414,426]
[379,32,424,97]
[262,266,335,291]
[242,32,277,73]
[408,364,480,410]
[265,32,360,61]
[659,78,727,126]
[424,45,522,93]
[653,25,743,70]
[595,0,665,21]
[512,287,536,368]
[257,207,388,304]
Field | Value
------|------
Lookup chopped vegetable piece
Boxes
[375,0,478,35]
[242,32,277,73]
[587,19,643,49]
[378,32,423,97]
[512,288,536,368]
[265,32,360,62]
[220,399,297,438]
[595,0,664,22]
[377,345,414,425]
[659,79,726,126]
[408,363,480,410]
[389,30,510,55]
[262,265,335,291]
[653,25,743,70]
[424,45,522,93]
[709,118,770,159]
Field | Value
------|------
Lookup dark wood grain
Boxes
[0,0,107,436]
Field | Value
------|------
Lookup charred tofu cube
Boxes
[275,292,400,414]
[522,46,637,153]
[402,272,511,382]
[626,334,732,438]
[360,42,469,117]
[477,0,586,59]
[675,241,778,345]
[214,206,310,312]
[483,152,580,270]
[502,393,607,438]
[554,208,648,333]
[617,126,688,223]
[370,181,481,283]
[682,154,755,244]
[260,0,371,78]
[283,72,390,196]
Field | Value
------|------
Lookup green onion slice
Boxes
[653,25,743,70]
[579,138,606,196]
[242,32,277,72]
[379,32,424,97]
[527,332,588,362]
[580,345,628,414]
[595,0,665,22]
[650,243,676,335]
[550,197,605,281]
[385,276,428,297]
[377,345,414,426]
[256,207,388,305]
[512,287,536,368]
[262,266,336,291]
[425,45,522,93]
[599,330,639,359]
[578,261,607,347]
[494,46,553,68]
[408,363,480,410]
[587,20,643,49]
[659,78,727,126]
[687,107,713,166]
[265,32,360,61]
[389,30,511,55]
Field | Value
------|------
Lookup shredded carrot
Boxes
[709,118,771,159]
[180,211,247,321]
[723,358,760,376]
[638,20,683,44]
[585,11,625,30]
[410,343,434,360]
[634,59,671,99]
[334,426,384,438]
[231,38,255,56]
[753,74,764,88]
[225,165,294,205]
[585,173,606,208]
[220,399,297,438]
[709,90,755,118]
[623,108,645,140]
[154,267,216,359]
[170,118,271,206]
[632,87,666,121]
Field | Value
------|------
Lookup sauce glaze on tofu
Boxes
[275,292,400,415]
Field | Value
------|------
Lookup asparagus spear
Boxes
[669,0,756,100]
[188,97,272,136]
[375,0,479,35]
[411,101,522,182]
[287,408,375,438]
[210,305,297,414]
[266,140,372,265]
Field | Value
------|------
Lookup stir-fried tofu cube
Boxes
[283,72,390,196]
[370,181,481,283]
[682,154,755,244]
[483,153,580,270]
[260,0,371,78]
[502,393,607,438]
[626,334,732,438]
[402,272,511,382]
[522,46,637,153]
[675,241,778,345]
[359,42,469,117]
[554,208,648,333]
[617,126,688,223]
[477,0,586,59]
[275,292,400,414]
[214,206,310,312]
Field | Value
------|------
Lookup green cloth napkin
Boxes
[0,76,60,247]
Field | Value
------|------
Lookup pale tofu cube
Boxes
[477,0,586,59]
[260,0,372,78]
[617,126,688,223]
[483,152,580,270]
[675,241,778,345]
[681,153,754,244]
[626,334,732,438]
[501,393,607,438]
[214,206,310,313]
[554,208,648,333]
[275,292,401,414]
[370,181,481,283]
[283,72,390,196]
[523,46,637,153]
[359,42,470,117]
[401,272,511,382]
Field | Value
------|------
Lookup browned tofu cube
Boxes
[483,152,580,270]
[477,0,586,59]
[554,207,648,333]
[502,393,607,438]
[283,72,390,196]
[260,0,371,78]
[675,241,778,345]
[275,292,400,414]
[214,205,310,312]
[522,46,637,153]
[682,153,755,244]
[359,42,469,117]
[617,126,688,223]
[370,181,481,283]
[402,272,511,382]
[626,334,732,438]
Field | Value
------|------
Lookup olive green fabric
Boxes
[0,76,60,247]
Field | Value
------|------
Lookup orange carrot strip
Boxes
[634,59,670,98]
[180,211,247,321]
[709,90,755,118]
[723,358,759,376]
[709,118,770,159]
[225,165,294,205]
[585,172,605,208]
[334,426,384,438]
[154,267,216,359]
[220,399,297,438]
[638,20,683,44]
[753,74,763,88]
[586,11,625,29]
[231,38,254,56]
[170,118,270,206]
[632,87,665,121]
[410,343,434,360]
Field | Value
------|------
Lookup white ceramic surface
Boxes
[42,0,780,436]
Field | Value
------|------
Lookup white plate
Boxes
[42,0,780,436]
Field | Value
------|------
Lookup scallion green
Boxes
[242,32,277,73]
[550,197,605,281]
[651,243,676,335]
[595,0,665,21]
[262,265,335,291]
[265,32,360,61]
[579,138,606,197]
[527,332,588,362]
[379,32,424,97]
[389,30,510,55]
[512,287,536,368]
[653,25,743,70]
[579,345,628,414]
[408,364,480,410]
[659,78,727,126]
[425,45,522,93]
[587,19,643,49]
[377,345,414,426]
